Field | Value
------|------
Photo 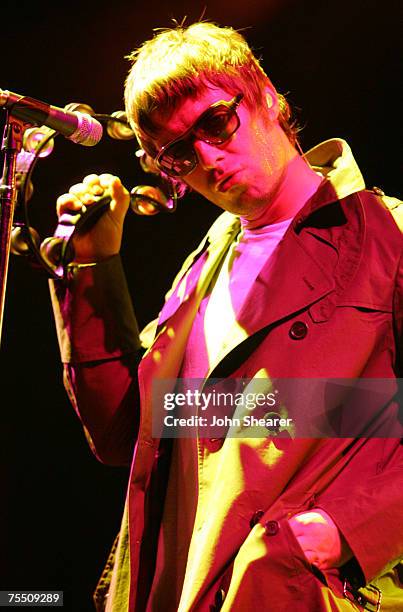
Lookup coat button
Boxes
[289,321,308,340]
[249,509,265,528]
[262,411,282,435]
[264,520,280,536]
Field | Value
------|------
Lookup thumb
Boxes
[104,175,130,220]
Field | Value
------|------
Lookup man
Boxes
[50,22,403,611]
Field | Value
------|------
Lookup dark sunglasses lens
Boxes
[195,107,239,143]
[159,140,197,177]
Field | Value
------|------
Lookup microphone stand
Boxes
[0,112,24,346]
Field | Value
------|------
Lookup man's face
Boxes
[147,86,297,222]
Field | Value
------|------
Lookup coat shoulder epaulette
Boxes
[369,186,403,232]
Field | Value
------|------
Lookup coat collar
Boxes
[304,138,365,201]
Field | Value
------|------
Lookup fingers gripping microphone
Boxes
[0,89,103,146]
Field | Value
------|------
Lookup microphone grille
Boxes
[69,111,103,146]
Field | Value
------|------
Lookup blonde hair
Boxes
[125,21,298,152]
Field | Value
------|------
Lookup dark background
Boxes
[0,0,401,610]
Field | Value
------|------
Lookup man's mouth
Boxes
[215,171,239,193]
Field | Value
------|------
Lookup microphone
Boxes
[0,89,103,146]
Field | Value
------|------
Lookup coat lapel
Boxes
[236,227,336,336]
[157,212,240,326]
[136,213,241,443]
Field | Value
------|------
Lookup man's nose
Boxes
[193,139,224,170]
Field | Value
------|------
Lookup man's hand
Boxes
[55,173,130,263]
[288,509,352,570]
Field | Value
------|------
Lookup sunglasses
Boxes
[154,93,244,178]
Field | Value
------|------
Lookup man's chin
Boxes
[211,186,256,215]
[224,198,270,220]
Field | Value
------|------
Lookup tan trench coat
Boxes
[51,140,403,611]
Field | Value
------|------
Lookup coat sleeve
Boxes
[49,255,144,466]
[383,194,403,373]
[318,198,403,585]
[48,223,216,466]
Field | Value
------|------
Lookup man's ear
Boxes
[264,88,280,120]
